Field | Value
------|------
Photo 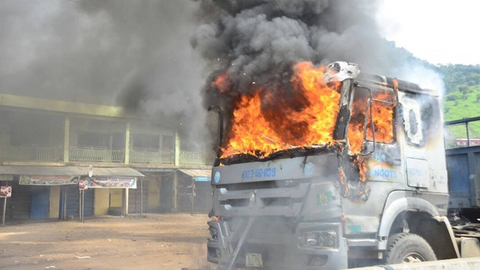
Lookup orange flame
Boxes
[213,72,231,93]
[348,91,395,154]
[356,156,369,182]
[221,62,341,158]
[392,78,399,91]
[366,92,395,143]
[217,61,396,177]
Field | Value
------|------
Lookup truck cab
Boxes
[207,62,460,269]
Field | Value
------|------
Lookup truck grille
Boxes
[214,181,310,217]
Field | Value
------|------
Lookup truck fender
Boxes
[377,191,439,250]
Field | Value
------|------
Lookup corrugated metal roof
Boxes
[0,166,144,177]
[179,169,211,178]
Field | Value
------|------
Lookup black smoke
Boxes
[191,0,440,111]
[0,0,207,136]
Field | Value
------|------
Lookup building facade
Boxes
[0,93,213,222]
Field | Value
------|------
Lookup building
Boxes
[0,93,213,222]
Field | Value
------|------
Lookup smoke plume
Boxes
[0,0,206,138]
[191,0,444,113]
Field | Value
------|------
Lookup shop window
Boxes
[162,135,174,150]
[132,134,160,149]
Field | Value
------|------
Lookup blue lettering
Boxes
[242,167,278,179]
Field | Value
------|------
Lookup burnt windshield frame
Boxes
[345,86,374,155]
[364,90,397,145]
[333,80,353,140]
[216,81,347,165]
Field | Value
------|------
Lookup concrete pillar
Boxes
[125,122,130,164]
[122,188,129,215]
[173,171,178,211]
[64,117,70,163]
[147,176,161,212]
[174,131,180,166]
[49,186,60,219]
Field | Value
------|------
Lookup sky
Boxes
[377,0,480,65]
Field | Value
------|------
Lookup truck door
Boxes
[399,93,432,190]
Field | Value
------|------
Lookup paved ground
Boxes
[0,214,214,270]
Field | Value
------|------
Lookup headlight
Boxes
[209,227,218,241]
[301,230,337,249]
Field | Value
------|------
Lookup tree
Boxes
[457,85,472,99]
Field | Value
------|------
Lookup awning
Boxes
[0,166,144,177]
[0,166,144,186]
[179,169,212,182]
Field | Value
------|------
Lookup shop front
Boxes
[0,166,144,222]
[178,169,212,214]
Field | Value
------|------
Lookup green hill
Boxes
[438,65,480,141]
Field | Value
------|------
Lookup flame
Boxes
[221,62,341,158]
[366,92,395,143]
[347,91,395,154]
[213,71,231,93]
[356,156,369,182]
[215,61,395,191]
[392,78,399,91]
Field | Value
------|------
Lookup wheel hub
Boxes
[403,252,425,263]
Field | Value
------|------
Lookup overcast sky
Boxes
[377,0,480,65]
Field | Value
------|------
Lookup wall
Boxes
[94,189,110,215]
[109,189,123,207]
[148,176,161,212]
[49,186,60,219]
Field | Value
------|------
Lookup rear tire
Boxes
[384,233,436,264]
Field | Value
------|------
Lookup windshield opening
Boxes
[347,87,396,155]
[219,63,345,162]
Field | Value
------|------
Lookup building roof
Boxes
[0,93,134,118]
[0,166,144,177]
[179,169,211,178]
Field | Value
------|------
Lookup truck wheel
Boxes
[384,233,436,264]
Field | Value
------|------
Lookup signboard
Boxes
[79,179,89,190]
[81,176,137,189]
[0,186,12,198]
[20,175,79,186]
[195,176,210,182]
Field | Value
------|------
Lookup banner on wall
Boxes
[81,176,137,189]
[20,175,79,186]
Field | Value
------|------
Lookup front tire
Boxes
[384,233,436,264]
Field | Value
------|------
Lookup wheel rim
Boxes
[402,252,426,263]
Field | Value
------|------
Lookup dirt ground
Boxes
[0,214,215,270]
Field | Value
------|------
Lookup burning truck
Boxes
[205,61,479,269]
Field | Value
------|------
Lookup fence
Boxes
[0,145,62,162]
[445,116,480,149]
[129,148,174,164]
[69,146,125,162]
[179,151,210,165]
